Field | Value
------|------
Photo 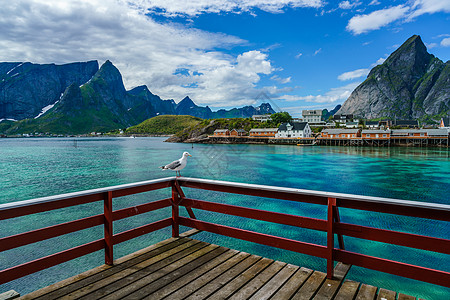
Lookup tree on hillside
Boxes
[270,112,292,126]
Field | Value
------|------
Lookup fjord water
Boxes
[0,137,449,298]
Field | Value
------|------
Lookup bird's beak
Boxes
[188,154,192,157]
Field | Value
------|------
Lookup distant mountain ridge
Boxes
[0,60,275,134]
[337,35,449,120]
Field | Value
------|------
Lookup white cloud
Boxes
[313,48,322,55]
[346,5,409,35]
[271,75,292,84]
[409,0,450,19]
[426,42,438,49]
[295,52,303,59]
[0,0,284,108]
[279,82,360,103]
[369,0,380,5]
[139,0,324,17]
[337,68,369,81]
[441,37,450,47]
[339,1,362,10]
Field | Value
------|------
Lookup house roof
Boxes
[249,128,278,132]
[425,129,449,136]
[214,129,229,133]
[362,129,391,134]
[278,122,308,131]
[231,129,247,132]
[322,129,360,134]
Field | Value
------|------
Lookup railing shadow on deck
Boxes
[0,176,449,290]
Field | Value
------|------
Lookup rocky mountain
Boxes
[337,35,449,120]
[1,60,275,134]
[175,96,275,119]
[0,61,98,120]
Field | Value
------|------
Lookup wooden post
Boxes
[327,197,336,279]
[104,191,113,265]
[172,183,179,238]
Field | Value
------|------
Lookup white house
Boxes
[302,110,323,124]
[275,122,312,138]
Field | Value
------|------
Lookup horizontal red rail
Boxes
[335,249,450,288]
[112,198,171,221]
[0,194,104,220]
[177,178,450,222]
[0,214,104,252]
[179,217,327,259]
[335,222,450,255]
[0,239,105,285]
[180,198,327,231]
[112,218,172,245]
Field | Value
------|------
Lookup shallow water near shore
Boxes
[0,137,449,298]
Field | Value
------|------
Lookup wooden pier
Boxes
[1,177,449,299]
[20,235,416,300]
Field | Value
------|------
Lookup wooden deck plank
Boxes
[334,280,360,300]
[291,270,327,300]
[62,240,205,299]
[355,284,378,300]
[22,237,183,300]
[398,293,416,300]
[207,257,273,299]
[270,267,313,299]
[228,261,286,300]
[248,264,298,300]
[164,251,251,299]
[82,242,212,300]
[123,245,228,299]
[144,249,240,299]
[19,237,422,300]
[376,288,396,300]
[314,262,352,300]
[184,255,262,300]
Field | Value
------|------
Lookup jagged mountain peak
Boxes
[337,35,449,120]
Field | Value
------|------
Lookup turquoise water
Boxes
[0,137,449,298]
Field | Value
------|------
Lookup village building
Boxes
[249,128,278,137]
[320,128,361,139]
[302,110,324,125]
[276,122,311,138]
[362,129,391,139]
[333,114,356,124]
[230,129,247,136]
[252,114,272,122]
[391,129,429,137]
[365,121,380,129]
[213,129,230,136]
[345,121,359,128]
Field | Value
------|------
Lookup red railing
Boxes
[0,177,449,289]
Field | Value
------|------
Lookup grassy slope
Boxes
[126,115,202,134]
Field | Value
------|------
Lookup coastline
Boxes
[166,135,450,148]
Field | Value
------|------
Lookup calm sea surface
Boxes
[0,137,449,298]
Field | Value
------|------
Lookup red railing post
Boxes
[104,191,113,265]
[172,182,179,237]
[327,197,336,279]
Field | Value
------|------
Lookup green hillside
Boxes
[126,115,202,134]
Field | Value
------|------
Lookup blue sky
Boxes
[1,0,449,117]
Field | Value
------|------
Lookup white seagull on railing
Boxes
[159,152,192,177]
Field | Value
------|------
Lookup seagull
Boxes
[159,152,192,177]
